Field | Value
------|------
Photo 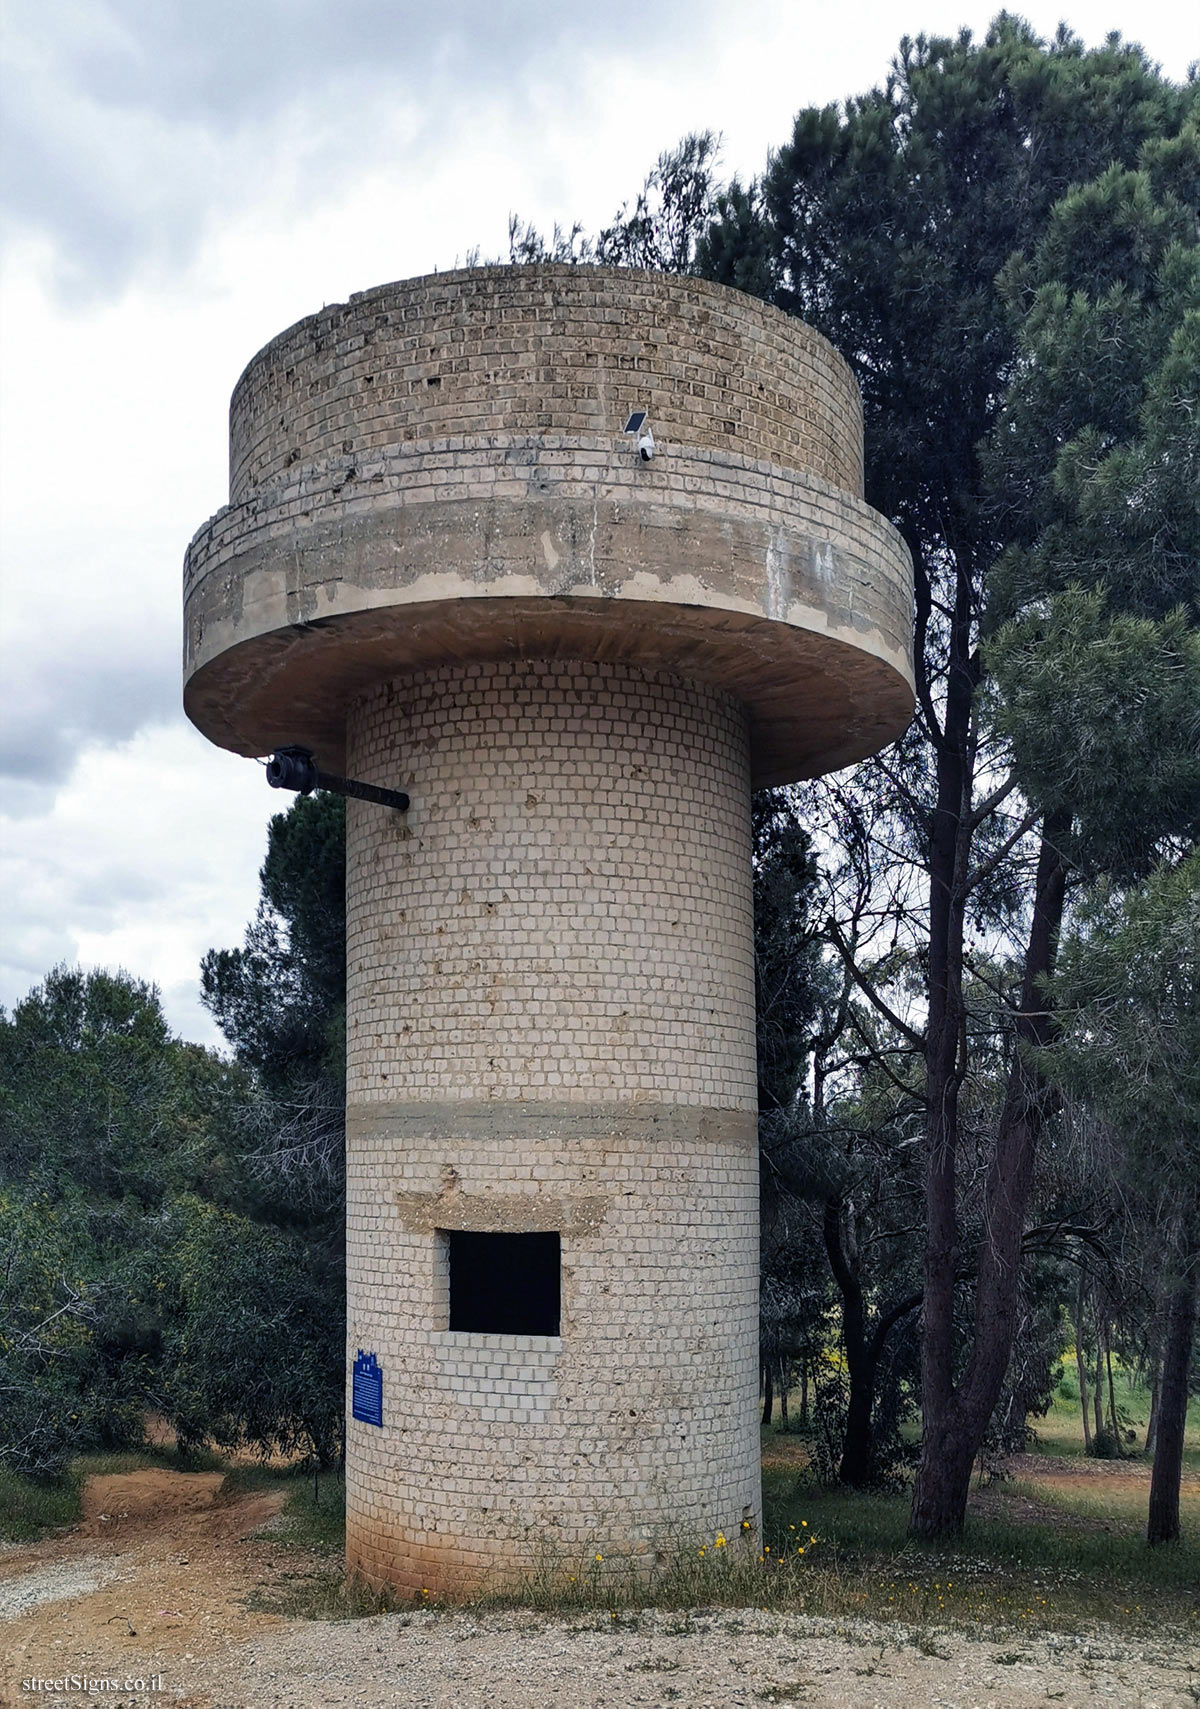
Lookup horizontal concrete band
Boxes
[186,435,909,627]
[348,1098,758,1150]
[183,439,913,785]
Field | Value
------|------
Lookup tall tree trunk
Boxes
[911,553,977,1531]
[838,1358,878,1486]
[762,1362,774,1427]
[1105,1334,1121,1454]
[1145,1358,1160,1458]
[1074,1266,1093,1454]
[779,1360,790,1433]
[912,817,1069,1535]
[823,1200,876,1486]
[1093,1306,1106,1444]
[800,1360,809,1426]
[1148,1255,1198,1545]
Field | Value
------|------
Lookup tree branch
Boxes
[964,807,1040,896]
[908,530,946,751]
[826,917,926,1050]
[870,1290,925,1359]
[969,774,1020,831]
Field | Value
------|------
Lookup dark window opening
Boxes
[446,1230,560,1336]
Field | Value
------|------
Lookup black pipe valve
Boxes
[266,746,409,813]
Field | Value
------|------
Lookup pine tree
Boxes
[698,22,1197,1532]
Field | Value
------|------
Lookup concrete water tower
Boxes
[183,265,912,1594]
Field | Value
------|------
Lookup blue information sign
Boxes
[352,1349,383,1427]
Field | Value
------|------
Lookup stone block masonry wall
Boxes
[346,660,756,1105]
[228,265,864,504]
[343,659,760,1593]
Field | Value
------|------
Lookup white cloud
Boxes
[0,722,273,1042]
[1,0,1196,1043]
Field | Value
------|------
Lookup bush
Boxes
[1089,1425,1123,1460]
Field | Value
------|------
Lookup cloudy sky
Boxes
[0,1,1194,1045]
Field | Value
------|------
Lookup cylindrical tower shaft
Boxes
[344,659,758,1591]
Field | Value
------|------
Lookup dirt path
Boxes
[2,1466,1197,1708]
[0,1469,296,1708]
[972,1451,1200,1531]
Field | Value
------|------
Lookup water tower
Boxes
[183,265,912,1594]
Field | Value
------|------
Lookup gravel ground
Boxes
[0,1558,123,1623]
[185,1606,1200,1709]
[3,1468,1196,1708]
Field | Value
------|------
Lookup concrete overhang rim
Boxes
[184,434,900,594]
[182,591,915,788]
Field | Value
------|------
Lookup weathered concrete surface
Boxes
[183,268,914,786]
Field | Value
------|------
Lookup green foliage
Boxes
[595,131,722,273]
[0,1459,82,1540]
[987,128,1199,626]
[0,1194,101,1480]
[0,970,233,1478]
[201,790,347,1222]
[201,792,346,1096]
[983,118,1200,875]
[704,21,1183,546]
[162,1198,343,1462]
[986,594,1200,878]
[0,966,209,1207]
[1045,853,1200,1172]
[507,132,723,276]
[982,1256,1072,1462]
[0,794,349,1473]
[189,789,347,1459]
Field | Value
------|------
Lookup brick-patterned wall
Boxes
[343,659,760,1592]
[346,660,755,1105]
[228,265,864,503]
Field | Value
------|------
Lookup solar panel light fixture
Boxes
[624,409,655,461]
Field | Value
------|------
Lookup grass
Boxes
[0,1464,82,1543]
[753,1475,1198,1639]
[75,1442,227,1476]
[747,1375,1199,1639]
[237,1466,375,1619]
[1006,1469,1200,1532]
[247,1567,408,1621]
[231,1462,347,1555]
[1030,1359,1200,1472]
